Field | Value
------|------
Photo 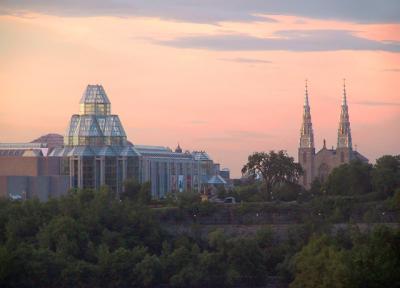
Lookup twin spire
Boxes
[300,79,352,150]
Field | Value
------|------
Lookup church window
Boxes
[303,152,307,163]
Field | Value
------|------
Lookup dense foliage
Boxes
[324,155,400,198]
[0,155,398,287]
[0,185,399,287]
[0,187,285,287]
[290,226,400,288]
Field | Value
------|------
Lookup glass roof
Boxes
[207,175,227,185]
[192,151,212,161]
[80,85,110,104]
[64,84,128,147]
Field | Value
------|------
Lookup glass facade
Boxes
[134,147,218,199]
[50,85,140,194]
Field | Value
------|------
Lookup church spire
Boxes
[337,79,352,149]
[342,78,347,106]
[300,79,314,148]
[304,79,310,106]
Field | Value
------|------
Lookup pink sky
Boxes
[0,6,399,177]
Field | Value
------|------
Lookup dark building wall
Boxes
[6,176,29,199]
[49,176,70,199]
[39,157,63,175]
[29,176,50,201]
[0,177,7,198]
[0,175,70,201]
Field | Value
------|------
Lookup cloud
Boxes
[0,0,399,24]
[156,30,400,52]
[219,57,272,64]
[353,101,400,106]
[197,130,273,142]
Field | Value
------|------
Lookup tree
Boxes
[309,178,323,196]
[121,178,141,201]
[348,225,400,287]
[241,150,303,200]
[135,254,162,287]
[176,190,201,211]
[227,183,262,202]
[272,182,303,202]
[372,155,400,198]
[290,235,350,288]
[38,215,89,259]
[387,188,400,210]
[122,179,152,204]
[324,160,372,196]
[227,238,267,286]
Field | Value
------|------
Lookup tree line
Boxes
[0,187,399,287]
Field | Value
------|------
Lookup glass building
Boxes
[50,85,140,192]
[136,145,201,199]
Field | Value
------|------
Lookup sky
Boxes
[0,1,399,177]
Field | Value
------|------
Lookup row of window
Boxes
[79,103,111,115]
[66,136,126,146]
[64,157,140,192]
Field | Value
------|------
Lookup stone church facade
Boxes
[298,81,368,188]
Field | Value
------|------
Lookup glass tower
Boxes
[51,85,140,193]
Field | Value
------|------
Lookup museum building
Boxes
[0,85,227,200]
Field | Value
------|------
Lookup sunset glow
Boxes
[1,2,399,177]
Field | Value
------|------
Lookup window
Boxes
[82,157,95,189]
[117,159,124,193]
[105,157,117,191]
[303,152,307,163]
[73,159,79,188]
[96,159,101,188]
[171,162,176,175]
[61,158,70,175]
[127,157,139,180]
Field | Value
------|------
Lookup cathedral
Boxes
[298,81,368,188]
